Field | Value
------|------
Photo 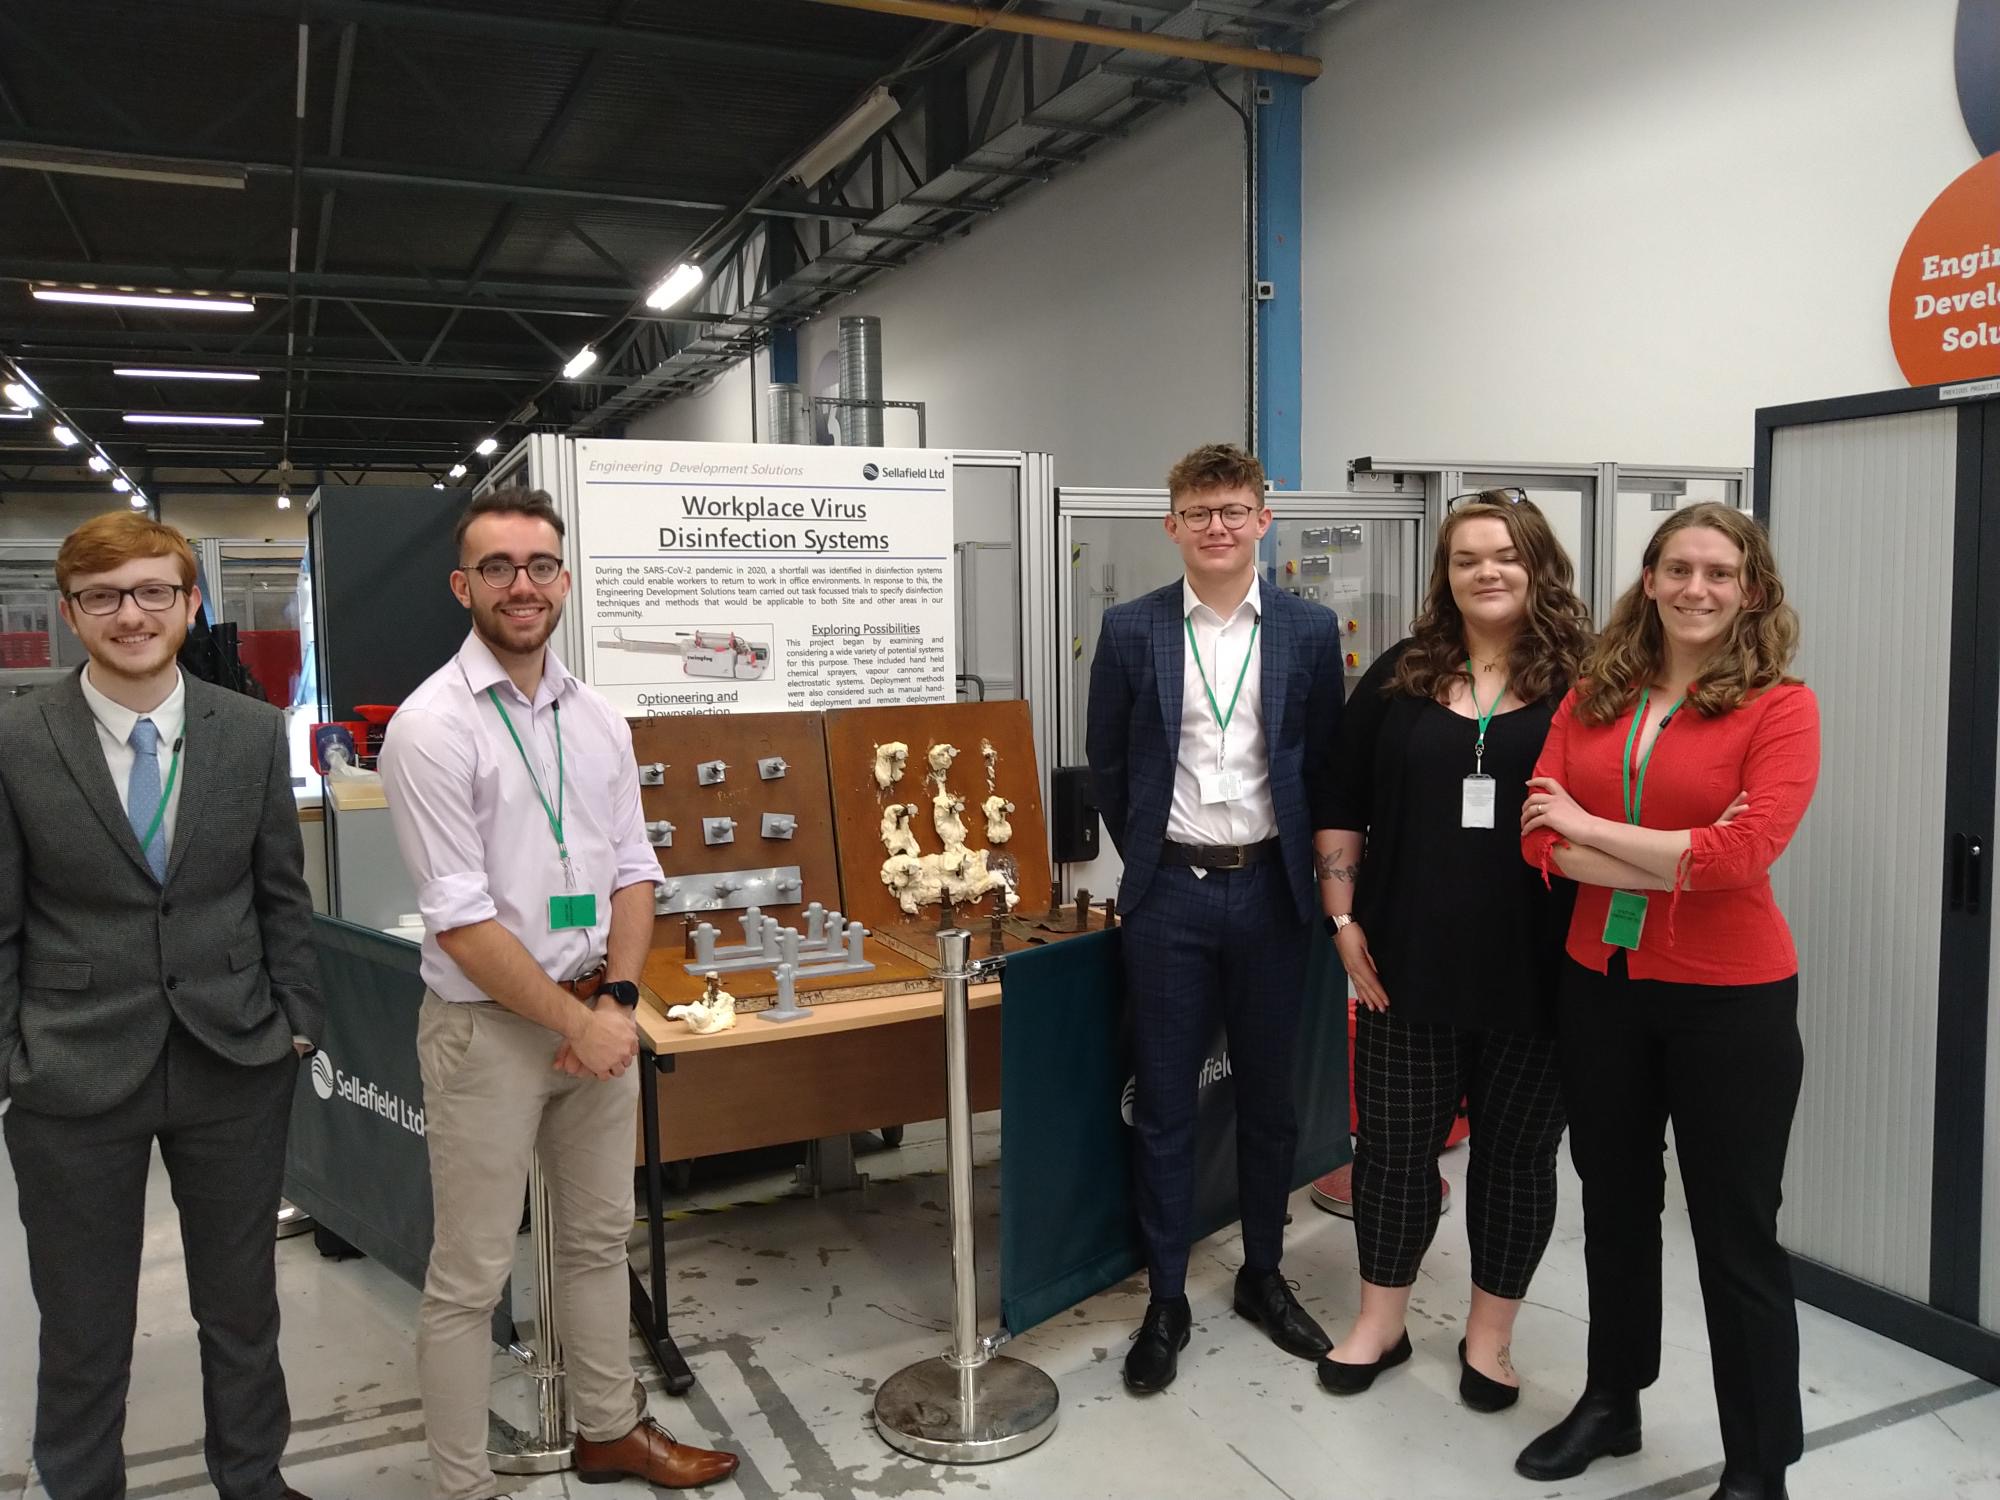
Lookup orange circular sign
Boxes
[1889,152,2000,387]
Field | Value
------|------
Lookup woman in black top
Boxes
[1314,493,1590,1407]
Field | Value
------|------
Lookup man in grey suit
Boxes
[0,512,323,1500]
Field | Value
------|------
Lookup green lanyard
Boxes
[486,687,570,874]
[1621,688,1686,825]
[1185,614,1260,744]
[138,740,182,858]
[1465,661,1506,773]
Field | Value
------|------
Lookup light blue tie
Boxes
[128,717,167,880]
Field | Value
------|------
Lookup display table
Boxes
[628,981,1002,1391]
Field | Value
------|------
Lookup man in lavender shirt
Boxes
[378,489,738,1500]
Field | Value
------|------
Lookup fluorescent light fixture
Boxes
[50,424,79,446]
[33,287,255,314]
[431,480,445,490]
[123,413,265,427]
[3,381,37,409]
[276,492,292,510]
[0,143,247,190]
[475,437,499,456]
[562,345,598,379]
[111,476,132,492]
[129,494,148,510]
[87,453,111,472]
[114,367,259,382]
[448,462,467,480]
[0,410,28,420]
[644,262,704,312]
[785,87,902,189]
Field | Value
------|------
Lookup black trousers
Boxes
[3,1025,299,1500]
[1351,1006,1566,1297]
[1558,954,1804,1473]
[1121,859,1308,1300]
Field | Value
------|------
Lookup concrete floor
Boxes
[2,1117,1996,1500]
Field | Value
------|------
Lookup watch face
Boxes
[604,980,640,1007]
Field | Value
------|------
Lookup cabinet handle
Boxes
[1969,839,1985,916]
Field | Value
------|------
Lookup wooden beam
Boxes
[792,0,1322,79]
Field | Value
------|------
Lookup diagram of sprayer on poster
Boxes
[574,439,958,717]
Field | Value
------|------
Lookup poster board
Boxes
[572,439,957,717]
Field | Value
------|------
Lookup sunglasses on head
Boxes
[1447,487,1534,513]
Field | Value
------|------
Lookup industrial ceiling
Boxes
[0,0,1328,504]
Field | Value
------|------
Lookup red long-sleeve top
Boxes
[1521,683,1820,986]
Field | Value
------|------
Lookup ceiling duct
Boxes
[837,316,883,447]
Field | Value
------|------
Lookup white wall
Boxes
[1303,0,1975,476]
[628,93,1248,487]
[624,355,757,444]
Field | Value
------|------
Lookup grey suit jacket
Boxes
[0,670,323,1117]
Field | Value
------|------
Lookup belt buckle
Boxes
[1216,845,1247,871]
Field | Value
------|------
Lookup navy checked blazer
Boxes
[1085,579,1345,924]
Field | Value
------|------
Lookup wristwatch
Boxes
[1325,913,1357,936]
[600,979,640,1009]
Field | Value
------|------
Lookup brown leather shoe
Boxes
[574,1418,740,1489]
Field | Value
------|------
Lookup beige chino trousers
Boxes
[415,992,644,1500]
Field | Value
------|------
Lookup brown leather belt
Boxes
[1161,837,1281,871]
[557,963,606,999]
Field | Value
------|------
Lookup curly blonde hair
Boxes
[1576,503,1799,725]
[1388,496,1592,706]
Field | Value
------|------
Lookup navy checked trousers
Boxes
[1120,858,1309,1300]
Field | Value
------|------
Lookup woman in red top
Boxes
[1516,504,1819,1500]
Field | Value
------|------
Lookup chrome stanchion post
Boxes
[488,1151,574,1473]
[874,928,1059,1464]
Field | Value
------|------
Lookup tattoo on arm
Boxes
[1315,852,1359,882]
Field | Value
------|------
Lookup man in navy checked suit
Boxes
[1087,443,1346,1394]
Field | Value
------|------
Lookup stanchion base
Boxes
[874,1355,1059,1465]
[486,1409,572,1474]
[275,1200,316,1240]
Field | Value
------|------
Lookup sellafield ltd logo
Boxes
[861,462,946,481]
[310,1050,425,1137]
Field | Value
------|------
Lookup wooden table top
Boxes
[635,979,1002,1058]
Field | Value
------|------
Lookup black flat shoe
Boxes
[1709,1468,1788,1500]
[1124,1296,1192,1394]
[1315,1330,1411,1395]
[1232,1268,1332,1360]
[1515,1386,1642,1480]
[1457,1337,1519,1412]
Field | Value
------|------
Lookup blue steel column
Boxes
[1253,72,1305,493]
[769,327,799,386]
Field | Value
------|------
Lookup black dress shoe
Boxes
[1232,1268,1332,1359]
[1457,1337,1519,1412]
[1124,1296,1192,1394]
[1515,1386,1642,1480]
[1315,1330,1411,1395]
[1709,1468,1788,1500]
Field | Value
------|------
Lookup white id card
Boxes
[1461,774,1497,829]
[1198,769,1245,804]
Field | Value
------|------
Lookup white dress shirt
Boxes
[79,664,188,853]
[378,633,661,1004]
[1166,574,1277,846]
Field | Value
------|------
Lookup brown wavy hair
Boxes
[1575,502,1800,725]
[1387,495,1592,706]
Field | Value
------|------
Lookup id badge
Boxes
[549,893,598,931]
[1602,890,1648,950]
[1197,768,1245,805]
[1461,774,1496,829]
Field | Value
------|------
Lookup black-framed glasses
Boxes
[66,582,187,616]
[1447,487,1534,513]
[466,553,563,589]
[1174,503,1257,531]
